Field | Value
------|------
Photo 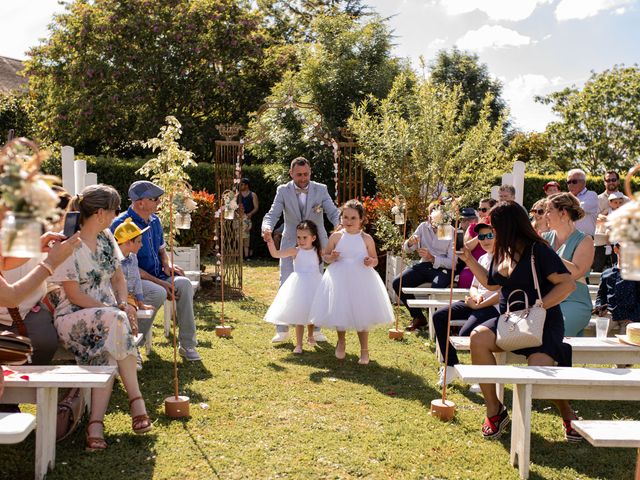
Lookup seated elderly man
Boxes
[111,181,201,361]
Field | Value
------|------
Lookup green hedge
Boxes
[41,154,640,256]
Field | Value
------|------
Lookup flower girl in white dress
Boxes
[309,200,394,364]
[264,221,323,353]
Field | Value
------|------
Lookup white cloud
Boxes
[455,25,531,52]
[502,74,567,131]
[439,0,552,21]
[555,0,633,21]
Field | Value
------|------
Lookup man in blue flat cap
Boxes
[111,180,201,361]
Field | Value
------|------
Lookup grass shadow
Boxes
[282,349,440,410]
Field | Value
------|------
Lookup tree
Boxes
[428,47,507,131]
[348,71,507,227]
[246,13,402,173]
[257,0,369,43]
[24,0,290,158]
[503,131,560,174]
[0,91,34,141]
[537,65,640,174]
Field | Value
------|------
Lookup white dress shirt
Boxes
[574,187,599,236]
[402,221,453,270]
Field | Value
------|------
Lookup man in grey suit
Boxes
[262,157,341,342]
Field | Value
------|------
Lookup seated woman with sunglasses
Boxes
[433,222,499,387]
[530,198,550,234]
[542,192,594,336]
[50,185,152,451]
[459,201,581,441]
[458,198,497,289]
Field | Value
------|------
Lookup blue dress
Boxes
[483,242,572,366]
[543,230,593,336]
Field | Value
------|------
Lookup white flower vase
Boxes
[620,242,640,280]
[394,213,405,225]
[1,213,42,258]
[175,213,192,230]
[436,224,454,241]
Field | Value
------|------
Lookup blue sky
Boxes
[2,0,638,132]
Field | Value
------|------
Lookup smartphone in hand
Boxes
[62,211,81,238]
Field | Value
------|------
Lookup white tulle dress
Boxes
[264,247,322,325]
[309,231,394,331]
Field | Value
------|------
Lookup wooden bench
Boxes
[406,298,468,340]
[454,365,640,480]
[0,412,36,444]
[450,336,640,401]
[1,365,117,480]
[572,420,640,479]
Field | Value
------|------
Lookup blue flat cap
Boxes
[460,208,478,218]
[128,181,165,201]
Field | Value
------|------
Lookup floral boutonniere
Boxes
[312,204,323,214]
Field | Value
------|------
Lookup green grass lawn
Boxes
[1,260,637,479]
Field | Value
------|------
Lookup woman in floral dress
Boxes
[51,184,152,451]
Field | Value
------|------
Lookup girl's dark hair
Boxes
[341,199,366,226]
[297,220,322,263]
[68,184,121,226]
[490,201,545,264]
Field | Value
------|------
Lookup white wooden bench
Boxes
[450,336,640,401]
[1,365,117,480]
[0,412,36,444]
[572,420,640,479]
[162,245,201,339]
[454,365,640,480]
[406,298,467,340]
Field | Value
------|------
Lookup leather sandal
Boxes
[129,396,152,435]
[85,420,107,452]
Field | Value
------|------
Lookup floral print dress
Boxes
[50,229,136,365]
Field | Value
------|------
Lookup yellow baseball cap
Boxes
[114,218,150,245]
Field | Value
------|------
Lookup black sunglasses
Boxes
[478,207,489,212]
[605,179,618,183]
[530,209,545,215]
[566,179,582,185]
[477,232,494,241]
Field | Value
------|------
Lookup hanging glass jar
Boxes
[175,213,192,229]
[436,224,454,241]
[1,213,42,258]
[619,242,640,280]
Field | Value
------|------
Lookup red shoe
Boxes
[563,418,583,443]
[482,403,510,439]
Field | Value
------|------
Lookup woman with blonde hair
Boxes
[543,192,595,336]
[51,184,152,451]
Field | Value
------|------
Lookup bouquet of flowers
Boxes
[391,195,407,225]
[0,139,59,222]
[0,139,60,257]
[607,192,640,279]
[429,199,455,240]
[173,190,198,215]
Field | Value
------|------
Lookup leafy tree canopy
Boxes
[257,0,370,43]
[246,13,402,171]
[503,131,558,174]
[428,47,508,132]
[537,65,640,175]
[24,0,291,159]
[348,70,507,224]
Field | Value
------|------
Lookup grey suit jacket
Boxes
[262,180,341,250]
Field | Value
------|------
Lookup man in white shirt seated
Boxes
[566,168,598,236]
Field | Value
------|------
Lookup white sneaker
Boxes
[469,383,481,393]
[271,331,290,343]
[313,331,328,342]
[437,366,458,388]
